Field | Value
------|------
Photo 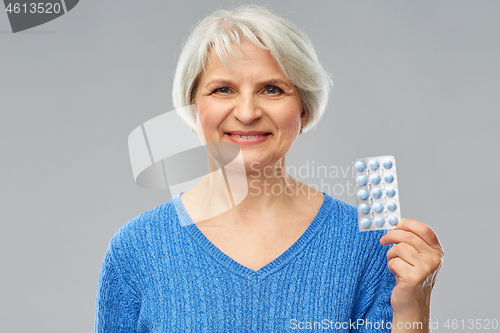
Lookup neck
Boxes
[184,155,310,225]
[229,156,298,217]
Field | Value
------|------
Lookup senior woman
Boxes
[94,5,443,333]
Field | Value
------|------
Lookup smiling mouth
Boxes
[226,133,270,139]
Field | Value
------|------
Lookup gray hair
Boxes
[172,5,333,133]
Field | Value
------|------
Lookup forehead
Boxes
[201,40,285,80]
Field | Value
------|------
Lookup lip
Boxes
[224,132,270,145]
[225,131,270,136]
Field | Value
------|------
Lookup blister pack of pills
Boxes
[353,155,401,231]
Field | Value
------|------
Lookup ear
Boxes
[300,108,306,128]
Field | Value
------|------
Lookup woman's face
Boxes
[194,40,305,172]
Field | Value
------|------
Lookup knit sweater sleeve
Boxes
[351,231,396,333]
[94,237,141,333]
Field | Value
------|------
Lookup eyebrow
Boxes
[204,78,292,88]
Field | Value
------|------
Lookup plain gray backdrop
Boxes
[1,0,498,332]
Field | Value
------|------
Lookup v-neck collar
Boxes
[172,191,334,280]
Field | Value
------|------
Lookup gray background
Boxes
[1,0,498,331]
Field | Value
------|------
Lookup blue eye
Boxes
[265,86,284,95]
[266,86,278,94]
[216,87,230,94]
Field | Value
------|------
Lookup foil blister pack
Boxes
[353,155,401,231]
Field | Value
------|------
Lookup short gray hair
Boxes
[172,5,333,133]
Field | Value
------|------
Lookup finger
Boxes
[396,218,442,250]
[387,257,412,276]
[387,242,422,267]
[380,229,434,254]
[387,240,444,281]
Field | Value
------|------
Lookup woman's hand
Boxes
[379,218,444,332]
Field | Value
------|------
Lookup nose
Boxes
[232,95,262,124]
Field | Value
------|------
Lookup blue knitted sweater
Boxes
[94,192,395,332]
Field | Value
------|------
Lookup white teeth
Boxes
[228,134,267,139]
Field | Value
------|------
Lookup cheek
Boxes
[269,100,302,130]
[196,99,228,130]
